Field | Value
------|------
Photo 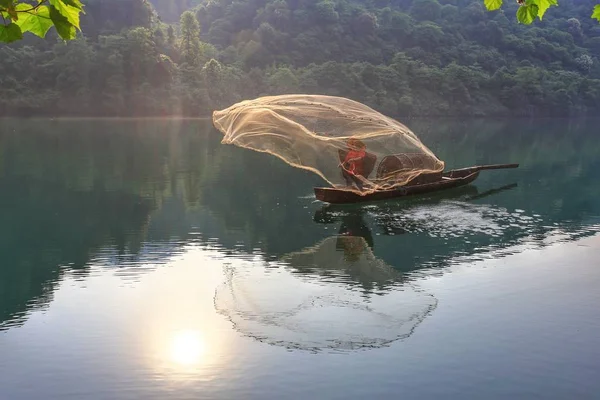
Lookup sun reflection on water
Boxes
[139,246,237,382]
[169,329,205,366]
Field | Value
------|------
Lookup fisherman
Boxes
[341,138,367,190]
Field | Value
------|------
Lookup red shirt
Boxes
[344,149,366,176]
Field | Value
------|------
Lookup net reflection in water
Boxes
[214,236,437,352]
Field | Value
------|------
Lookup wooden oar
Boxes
[452,163,519,174]
[472,163,520,171]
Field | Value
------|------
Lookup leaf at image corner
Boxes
[49,5,76,39]
[484,0,503,11]
[60,0,84,10]
[16,5,54,38]
[536,0,558,20]
[592,4,600,23]
[517,3,539,24]
[0,23,23,43]
[48,0,80,28]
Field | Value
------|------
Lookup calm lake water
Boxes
[1,118,599,399]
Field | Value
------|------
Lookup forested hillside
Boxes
[2,0,600,117]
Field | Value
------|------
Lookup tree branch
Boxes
[16,0,48,13]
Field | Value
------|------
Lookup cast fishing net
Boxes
[212,95,445,193]
[213,236,438,352]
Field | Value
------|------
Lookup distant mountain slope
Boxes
[194,0,600,75]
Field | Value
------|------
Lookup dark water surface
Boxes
[1,118,599,399]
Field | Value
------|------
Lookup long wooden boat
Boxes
[314,163,519,204]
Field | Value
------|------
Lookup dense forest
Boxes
[1,0,600,117]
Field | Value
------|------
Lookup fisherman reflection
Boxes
[335,209,374,262]
[337,208,374,248]
[335,236,364,262]
[314,206,375,245]
[312,207,401,289]
[314,204,401,245]
[287,235,401,291]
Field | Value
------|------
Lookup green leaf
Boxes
[49,5,76,39]
[535,0,558,20]
[61,0,83,11]
[0,0,12,9]
[48,0,80,28]
[15,5,53,38]
[484,0,503,11]
[517,3,539,24]
[592,4,600,23]
[0,22,23,43]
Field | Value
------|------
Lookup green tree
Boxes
[410,0,442,22]
[51,37,95,112]
[267,67,299,94]
[167,25,175,44]
[179,10,201,65]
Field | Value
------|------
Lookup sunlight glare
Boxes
[169,330,205,366]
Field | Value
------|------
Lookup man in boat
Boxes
[341,138,367,190]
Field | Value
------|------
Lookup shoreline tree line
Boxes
[2,0,600,117]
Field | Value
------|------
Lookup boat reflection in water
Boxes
[212,184,528,353]
[213,233,437,353]
[312,183,549,272]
